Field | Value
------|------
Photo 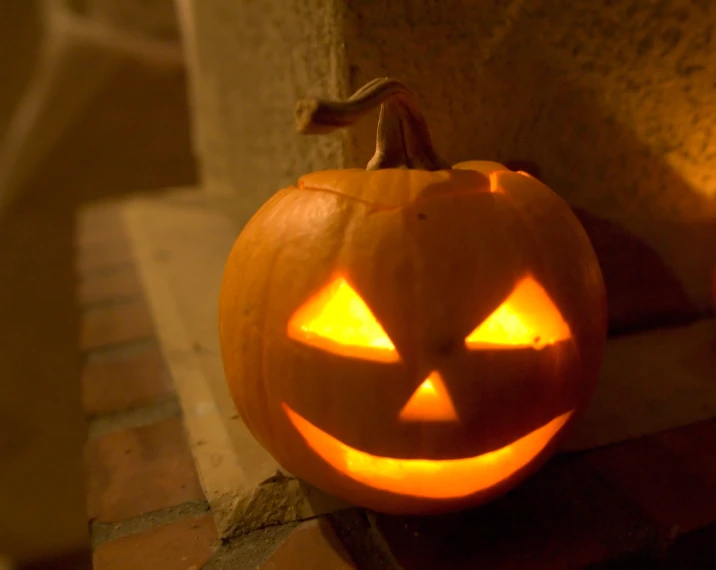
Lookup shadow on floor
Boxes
[17,549,93,570]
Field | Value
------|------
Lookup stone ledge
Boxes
[120,187,716,540]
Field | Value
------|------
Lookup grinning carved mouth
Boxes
[282,403,573,499]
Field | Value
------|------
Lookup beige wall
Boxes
[176,0,347,219]
[179,0,716,331]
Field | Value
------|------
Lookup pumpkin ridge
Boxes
[296,184,398,211]
[257,226,289,449]
[247,191,317,448]
[402,190,427,379]
[262,195,358,453]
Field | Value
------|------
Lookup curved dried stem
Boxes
[295,77,449,171]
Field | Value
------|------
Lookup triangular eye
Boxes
[465,276,571,350]
[287,276,399,362]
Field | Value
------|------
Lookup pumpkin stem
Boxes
[295,77,449,171]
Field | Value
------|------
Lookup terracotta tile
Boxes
[582,432,716,534]
[82,346,173,416]
[76,228,125,251]
[261,518,356,570]
[93,514,218,570]
[78,269,143,307]
[76,239,134,275]
[76,206,123,240]
[374,455,655,570]
[75,219,126,251]
[80,301,155,351]
[85,417,204,522]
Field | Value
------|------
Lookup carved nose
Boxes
[399,371,458,422]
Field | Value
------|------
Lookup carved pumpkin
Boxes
[218,78,608,515]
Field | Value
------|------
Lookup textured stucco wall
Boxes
[179,0,716,329]
[176,0,348,228]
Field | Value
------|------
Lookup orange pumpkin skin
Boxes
[218,159,607,515]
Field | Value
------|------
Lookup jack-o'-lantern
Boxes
[218,78,608,515]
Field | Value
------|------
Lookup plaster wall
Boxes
[175,0,347,224]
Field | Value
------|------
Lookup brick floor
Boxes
[76,210,125,252]
[78,269,143,307]
[78,203,220,569]
[85,416,206,522]
[92,514,218,570]
[76,238,135,275]
[82,345,173,416]
[261,518,357,569]
[79,301,155,350]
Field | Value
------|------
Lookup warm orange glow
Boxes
[465,276,571,350]
[399,371,458,422]
[283,403,572,498]
[287,276,399,362]
[489,171,502,193]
